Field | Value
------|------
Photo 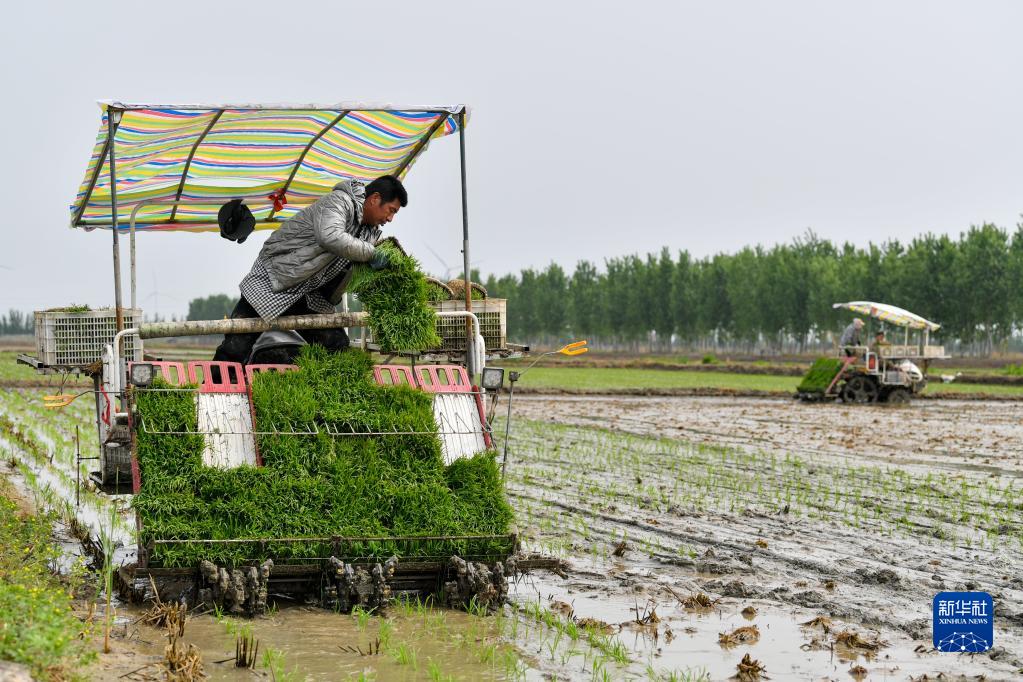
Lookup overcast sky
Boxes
[2,1,1021,318]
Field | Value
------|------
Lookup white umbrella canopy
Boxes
[832,301,941,331]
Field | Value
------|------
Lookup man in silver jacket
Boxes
[213,175,407,364]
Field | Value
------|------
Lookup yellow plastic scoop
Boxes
[558,340,589,356]
[42,391,89,409]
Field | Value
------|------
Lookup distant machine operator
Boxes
[839,318,864,357]
[213,175,407,364]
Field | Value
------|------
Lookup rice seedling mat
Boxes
[130,347,514,570]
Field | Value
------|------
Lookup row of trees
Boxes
[0,310,32,336]
[187,294,238,321]
[0,303,233,336]
[482,224,1023,354]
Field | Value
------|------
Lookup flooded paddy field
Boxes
[4,380,1023,679]
[505,395,1023,679]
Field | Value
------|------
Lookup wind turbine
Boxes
[423,245,483,280]
[424,244,457,280]
[142,273,178,321]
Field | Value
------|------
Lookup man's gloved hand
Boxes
[369,248,391,271]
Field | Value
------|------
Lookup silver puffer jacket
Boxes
[259,180,376,292]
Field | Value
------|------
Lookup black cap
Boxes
[217,199,256,244]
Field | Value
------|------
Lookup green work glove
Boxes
[369,248,391,271]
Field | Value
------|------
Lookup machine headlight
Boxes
[481,367,505,390]
[130,363,155,387]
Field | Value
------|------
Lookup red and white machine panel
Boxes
[133,362,490,476]
[374,364,493,464]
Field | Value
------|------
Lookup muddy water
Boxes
[91,604,520,681]
[512,565,1005,680]
[91,591,1005,681]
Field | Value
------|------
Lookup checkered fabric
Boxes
[240,224,381,320]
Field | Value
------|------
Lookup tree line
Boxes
[0,296,238,337]
[0,310,32,336]
[5,225,1021,356]
[187,294,238,322]
[482,224,1023,355]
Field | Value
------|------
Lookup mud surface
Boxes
[503,395,1023,679]
[515,395,1023,475]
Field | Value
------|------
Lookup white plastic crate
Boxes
[34,308,142,366]
[431,298,507,352]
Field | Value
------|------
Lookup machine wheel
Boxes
[885,387,911,405]
[842,375,879,404]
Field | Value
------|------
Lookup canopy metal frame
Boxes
[92,102,477,377]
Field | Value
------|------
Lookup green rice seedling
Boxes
[352,604,372,630]
[392,595,420,618]
[502,648,526,680]
[547,629,564,658]
[427,658,454,682]
[133,346,513,567]
[426,608,448,635]
[591,657,611,681]
[390,641,418,668]
[796,357,845,393]
[425,282,449,303]
[646,666,711,682]
[98,501,117,654]
[378,619,394,649]
[261,648,300,681]
[476,641,498,664]
[347,240,441,352]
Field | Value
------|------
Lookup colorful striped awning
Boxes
[832,301,941,331]
[71,101,467,232]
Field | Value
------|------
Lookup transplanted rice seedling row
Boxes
[503,419,1023,555]
[0,397,134,548]
[134,346,513,567]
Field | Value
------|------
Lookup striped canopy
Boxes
[71,101,466,232]
[832,301,941,331]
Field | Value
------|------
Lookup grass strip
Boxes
[0,477,94,680]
